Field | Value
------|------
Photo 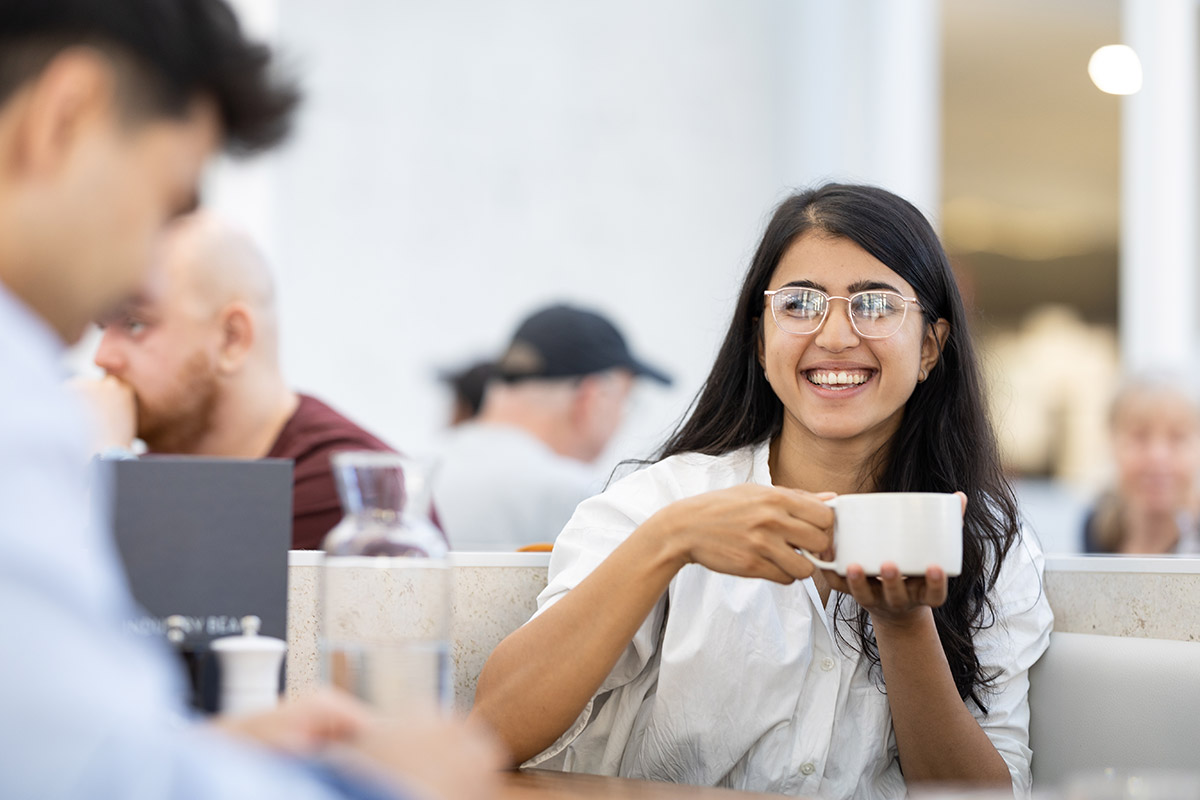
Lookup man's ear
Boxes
[10,49,117,179]
[568,375,601,429]
[216,303,255,373]
[920,318,950,378]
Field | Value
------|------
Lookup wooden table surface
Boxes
[500,769,779,799]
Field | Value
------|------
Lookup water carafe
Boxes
[320,452,450,715]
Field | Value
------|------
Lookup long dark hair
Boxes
[658,183,1018,710]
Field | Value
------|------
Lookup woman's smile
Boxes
[802,365,877,393]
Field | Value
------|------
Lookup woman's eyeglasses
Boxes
[763,287,920,339]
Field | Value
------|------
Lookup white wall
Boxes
[208,1,941,469]
[1119,0,1200,373]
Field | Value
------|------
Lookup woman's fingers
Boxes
[820,570,851,594]
[770,491,834,555]
[779,519,832,559]
[757,562,806,585]
[836,563,951,614]
[842,564,878,607]
[677,484,837,581]
[877,563,912,608]
[764,541,819,582]
[776,488,836,530]
[920,566,949,607]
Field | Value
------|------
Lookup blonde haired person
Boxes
[1083,372,1200,554]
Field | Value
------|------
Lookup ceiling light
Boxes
[1088,45,1143,95]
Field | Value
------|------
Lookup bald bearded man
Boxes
[81,211,394,549]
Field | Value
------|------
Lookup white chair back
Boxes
[1028,631,1200,788]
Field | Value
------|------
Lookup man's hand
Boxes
[69,375,136,452]
[214,692,505,800]
[346,711,505,800]
[211,689,372,757]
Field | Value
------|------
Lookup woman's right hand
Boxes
[643,484,835,584]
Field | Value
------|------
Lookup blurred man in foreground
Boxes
[82,211,395,549]
[0,2,500,798]
[433,304,670,550]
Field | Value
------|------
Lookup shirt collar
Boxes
[749,438,774,487]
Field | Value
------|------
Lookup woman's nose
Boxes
[813,300,861,351]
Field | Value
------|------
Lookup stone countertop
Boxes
[287,551,551,711]
[1043,555,1200,642]
[287,552,1200,708]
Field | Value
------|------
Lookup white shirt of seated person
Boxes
[525,441,1053,799]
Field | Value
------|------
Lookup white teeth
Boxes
[806,370,870,386]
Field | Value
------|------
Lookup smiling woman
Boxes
[471,184,1054,799]
[759,234,946,452]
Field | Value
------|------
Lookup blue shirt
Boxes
[0,284,397,800]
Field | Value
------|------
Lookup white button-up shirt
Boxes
[526,443,1054,799]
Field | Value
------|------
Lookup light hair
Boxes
[1108,369,1200,429]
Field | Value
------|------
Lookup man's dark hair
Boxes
[0,0,301,154]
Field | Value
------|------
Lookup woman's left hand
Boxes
[823,564,949,626]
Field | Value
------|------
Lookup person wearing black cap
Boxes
[439,360,496,426]
[433,304,671,551]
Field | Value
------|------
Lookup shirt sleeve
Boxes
[521,479,671,767]
[969,530,1055,796]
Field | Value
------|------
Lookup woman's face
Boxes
[1112,389,1200,516]
[759,232,947,452]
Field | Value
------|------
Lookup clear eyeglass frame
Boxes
[763,287,921,339]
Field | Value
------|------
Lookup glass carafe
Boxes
[319,452,451,715]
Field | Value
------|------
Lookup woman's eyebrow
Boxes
[779,278,905,294]
[781,279,826,291]
[847,279,903,294]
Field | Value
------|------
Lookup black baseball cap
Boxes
[495,304,672,385]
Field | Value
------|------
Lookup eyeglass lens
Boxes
[772,289,909,338]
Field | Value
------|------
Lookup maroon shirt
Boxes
[267,394,394,549]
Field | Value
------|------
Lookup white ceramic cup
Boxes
[800,492,963,577]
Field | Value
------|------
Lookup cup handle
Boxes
[799,548,836,570]
[799,496,840,570]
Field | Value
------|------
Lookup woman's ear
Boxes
[919,318,950,379]
[216,302,255,373]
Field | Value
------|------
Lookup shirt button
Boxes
[820,657,835,672]
[800,762,816,776]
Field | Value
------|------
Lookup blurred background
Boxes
[98,0,1200,554]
